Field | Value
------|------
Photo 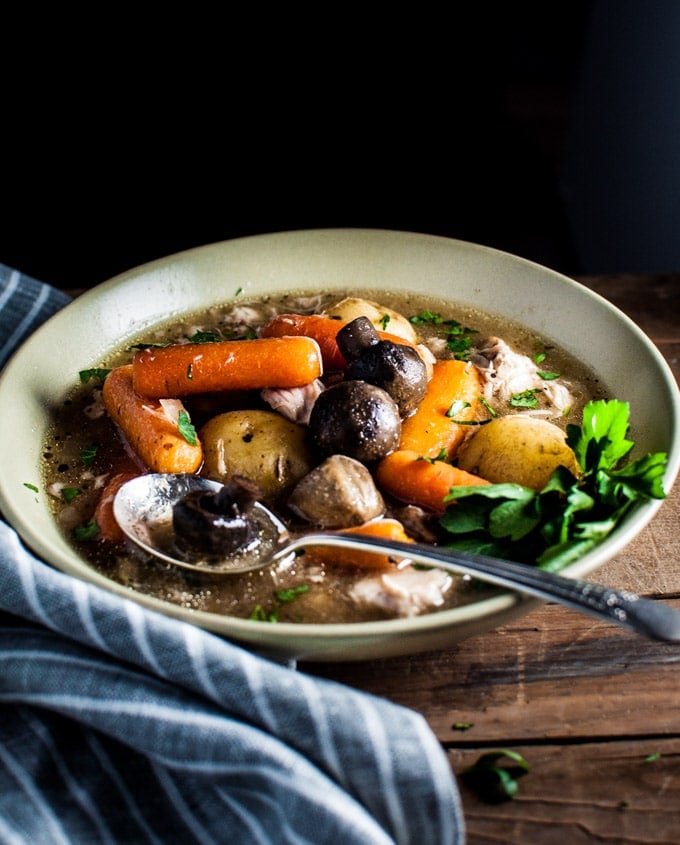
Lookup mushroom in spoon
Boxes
[112,473,680,642]
[113,473,290,573]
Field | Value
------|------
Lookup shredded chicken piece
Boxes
[472,336,575,418]
[349,566,452,617]
[221,305,263,328]
[261,379,325,425]
[83,389,106,419]
[289,295,325,313]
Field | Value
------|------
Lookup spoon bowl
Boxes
[114,473,680,643]
[113,473,292,573]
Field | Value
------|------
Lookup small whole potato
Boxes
[324,297,417,343]
[200,409,316,501]
[457,415,580,490]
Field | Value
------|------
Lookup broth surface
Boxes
[42,289,605,624]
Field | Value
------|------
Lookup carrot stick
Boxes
[260,313,422,373]
[102,365,203,473]
[376,449,490,514]
[307,518,415,570]
[398,359,482,459]
[94,469,140,543]
[132,336,323,398]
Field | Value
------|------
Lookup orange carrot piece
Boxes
[376,449,490,514]
[132,336,323,398]
[398,359,482,459]
[102,365,203,473]
[261,314,349,371]
[261,313,422,373]
[307,518,415,570]
[94,470,140,543]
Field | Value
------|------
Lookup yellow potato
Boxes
[457,415,580,490]
[200,409,316,500]
[324,297,417,343]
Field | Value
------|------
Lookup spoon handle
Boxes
[290,534,680,643]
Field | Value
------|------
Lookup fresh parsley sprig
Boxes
[441,400,668,570]
[461,749,531,803]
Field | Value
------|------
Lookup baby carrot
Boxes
[398,359,482,459]
[93,469,140,543]
[260,314,349,371]
[375,449,489,514]
[260,313,422,373]
[132,336,323,398]
[102,365,203,474]
[306,518,415,570]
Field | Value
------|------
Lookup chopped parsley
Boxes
[23,483,39,493]
[274,585,310,603]
[177,410,197,446]
[479,396,498,418]
[127,341,171,350]
[79,368,111,384]
[446,399,471,418]
[249,584,310,622]
[61,487,82,503]
[73,520,99,542]
[447,397,494,426]
[379,313,391,330]
[461,749,531,803]
[409,311,478,361]
[188,330,221,344]
[537,370,560,381]
[418,448,448,464]
[409,310,444,325]
[80,444,98,465]
[509,388,541,408]
[441,400,668,570]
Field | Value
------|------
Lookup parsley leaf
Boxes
[73,520,99,542]
[177,411,197,446]
[409,310,444,325]
[410,312,478,361]
[188,330,221,343]
[461,749,531,803]
[446,399,471,418]
[510,388,541,408]
[441,400,668,569]
[79,368,111,384]
[249,584,310,622]
[275,585,310,603]
[80,444,98,465]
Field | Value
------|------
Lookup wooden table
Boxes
[305,275,680,845]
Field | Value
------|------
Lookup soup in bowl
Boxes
[0,229,677,660]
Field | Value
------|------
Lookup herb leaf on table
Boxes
[440,400,668,570]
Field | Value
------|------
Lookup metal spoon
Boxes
[114,473,680,642]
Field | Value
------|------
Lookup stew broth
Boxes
[42,289,604,624]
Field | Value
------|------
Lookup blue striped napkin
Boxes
[0,265,465,844]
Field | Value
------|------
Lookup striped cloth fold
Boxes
[0,265,465,845]
[0,265,71,368]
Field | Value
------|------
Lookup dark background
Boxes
[3,2,678,290]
